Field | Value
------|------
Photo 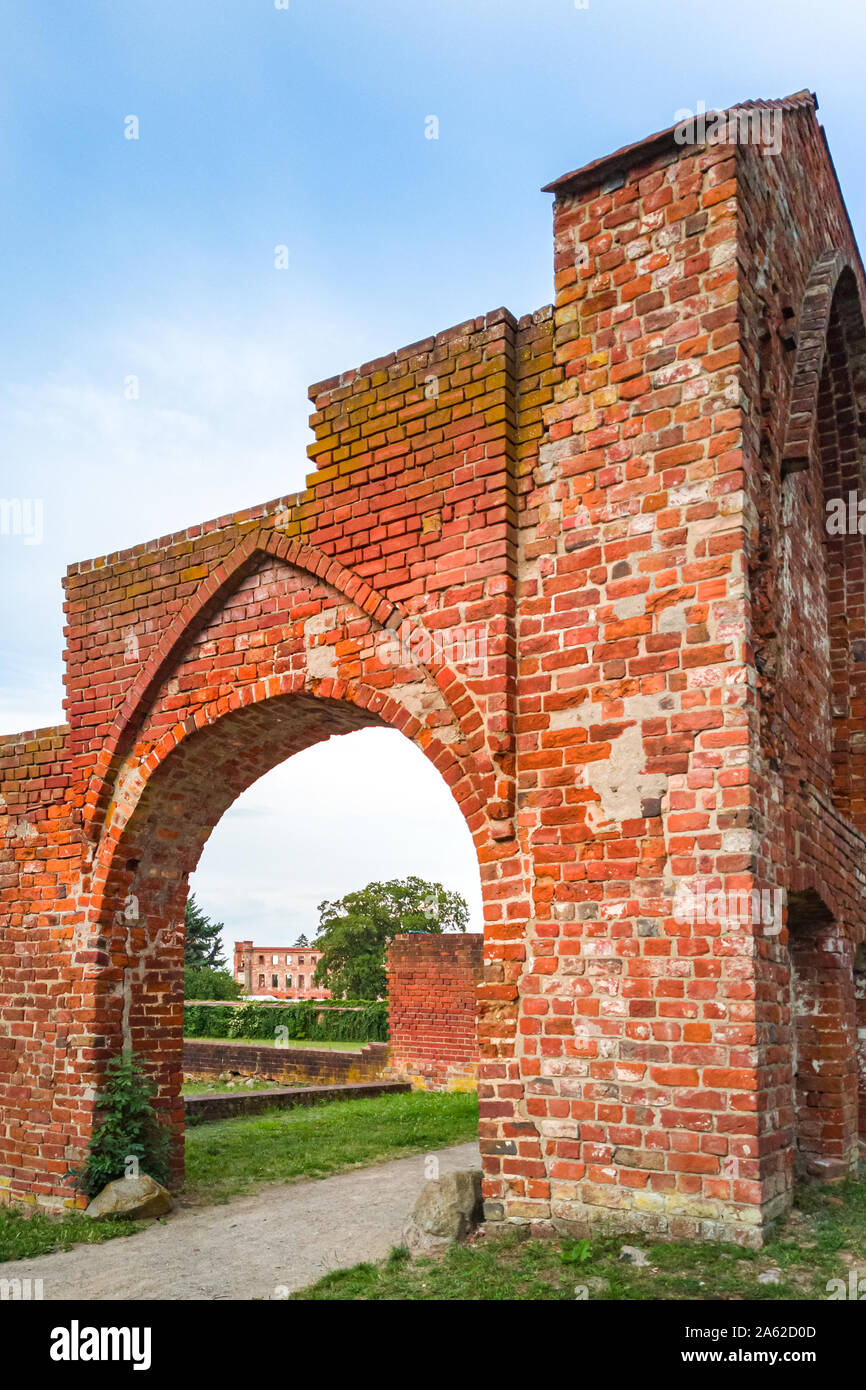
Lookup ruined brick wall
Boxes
[182,1039,388,1086]
[470,96,866,1249]
[0,724,82,1206]
[386,932,484,1090]
[736,105,866,1194]
[185,1080,407,1124]
[232,940,330,999]
[2,94,865,1244]
[0,310,537,1207]
[856,946,866,1140]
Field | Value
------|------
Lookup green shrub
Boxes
[183,999,388,1043]
[227,1002,262,1038]
[67,1051,172,1199]
[184,965,242,1000]
[184,1004,232,1037]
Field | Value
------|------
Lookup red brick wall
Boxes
[183,1039,388,1086]
[2,95,865,1244]
[736,107,866,1200]
[386,933,484,1090]
[856,947,866,1141]
[0,308,531,1208]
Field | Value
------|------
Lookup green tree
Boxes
[184,893,226,969]
[184,964,242,1000]
[313,876,468,1000]
[295,932,309,947]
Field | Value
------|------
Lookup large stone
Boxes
[403,1168,483,1255]
[86,1174,173,1221]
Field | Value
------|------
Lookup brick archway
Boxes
[85,671,493,1184]
[782,249,866,476]
[66,532,509,1187]
[786,890,859,1179]
[80,528,499,839]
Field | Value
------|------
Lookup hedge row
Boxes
[183,999,389,1043]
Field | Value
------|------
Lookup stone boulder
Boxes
[403,1168,483,1255]
[86,1174,173,1221]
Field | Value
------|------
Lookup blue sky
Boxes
[2,0,864,952]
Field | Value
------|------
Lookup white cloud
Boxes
[0,312,320,733]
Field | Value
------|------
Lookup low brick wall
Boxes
[185,1080,409,1124]
[385,933,483,1092]
[183,1038,389,1086]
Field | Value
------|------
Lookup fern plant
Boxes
[68,1050,172,1198]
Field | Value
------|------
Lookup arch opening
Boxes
[818,269,866,827]
[87,688,489,1185]
[787,890,859,1180]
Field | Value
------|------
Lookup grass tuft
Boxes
[0,1205,143,1264]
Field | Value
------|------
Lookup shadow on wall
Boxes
[787,889,861,1179]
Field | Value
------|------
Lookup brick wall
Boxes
[386,933,483,1091]
[185,1080,408,1124]
[182,1039,388,1087]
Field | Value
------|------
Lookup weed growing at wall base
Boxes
[67,1051,171,1198]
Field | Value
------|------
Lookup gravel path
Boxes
[1,1141,480,1301]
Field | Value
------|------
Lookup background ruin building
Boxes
[2,91,865,1246]
[232,940,329,1000]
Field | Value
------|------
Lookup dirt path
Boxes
[1,1141,480,1301]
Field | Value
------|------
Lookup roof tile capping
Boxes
[542,90,818,196]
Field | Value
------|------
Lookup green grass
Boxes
[0,1205,144,1264]
[186,1035,364,1051]
[0,1092,477,1262]
[295,1171,866,1301]
[183,1089,478,1204]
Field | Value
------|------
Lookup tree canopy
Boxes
[312,876,469,1000]
[184,894,227,969]
[184,964,242,1000]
